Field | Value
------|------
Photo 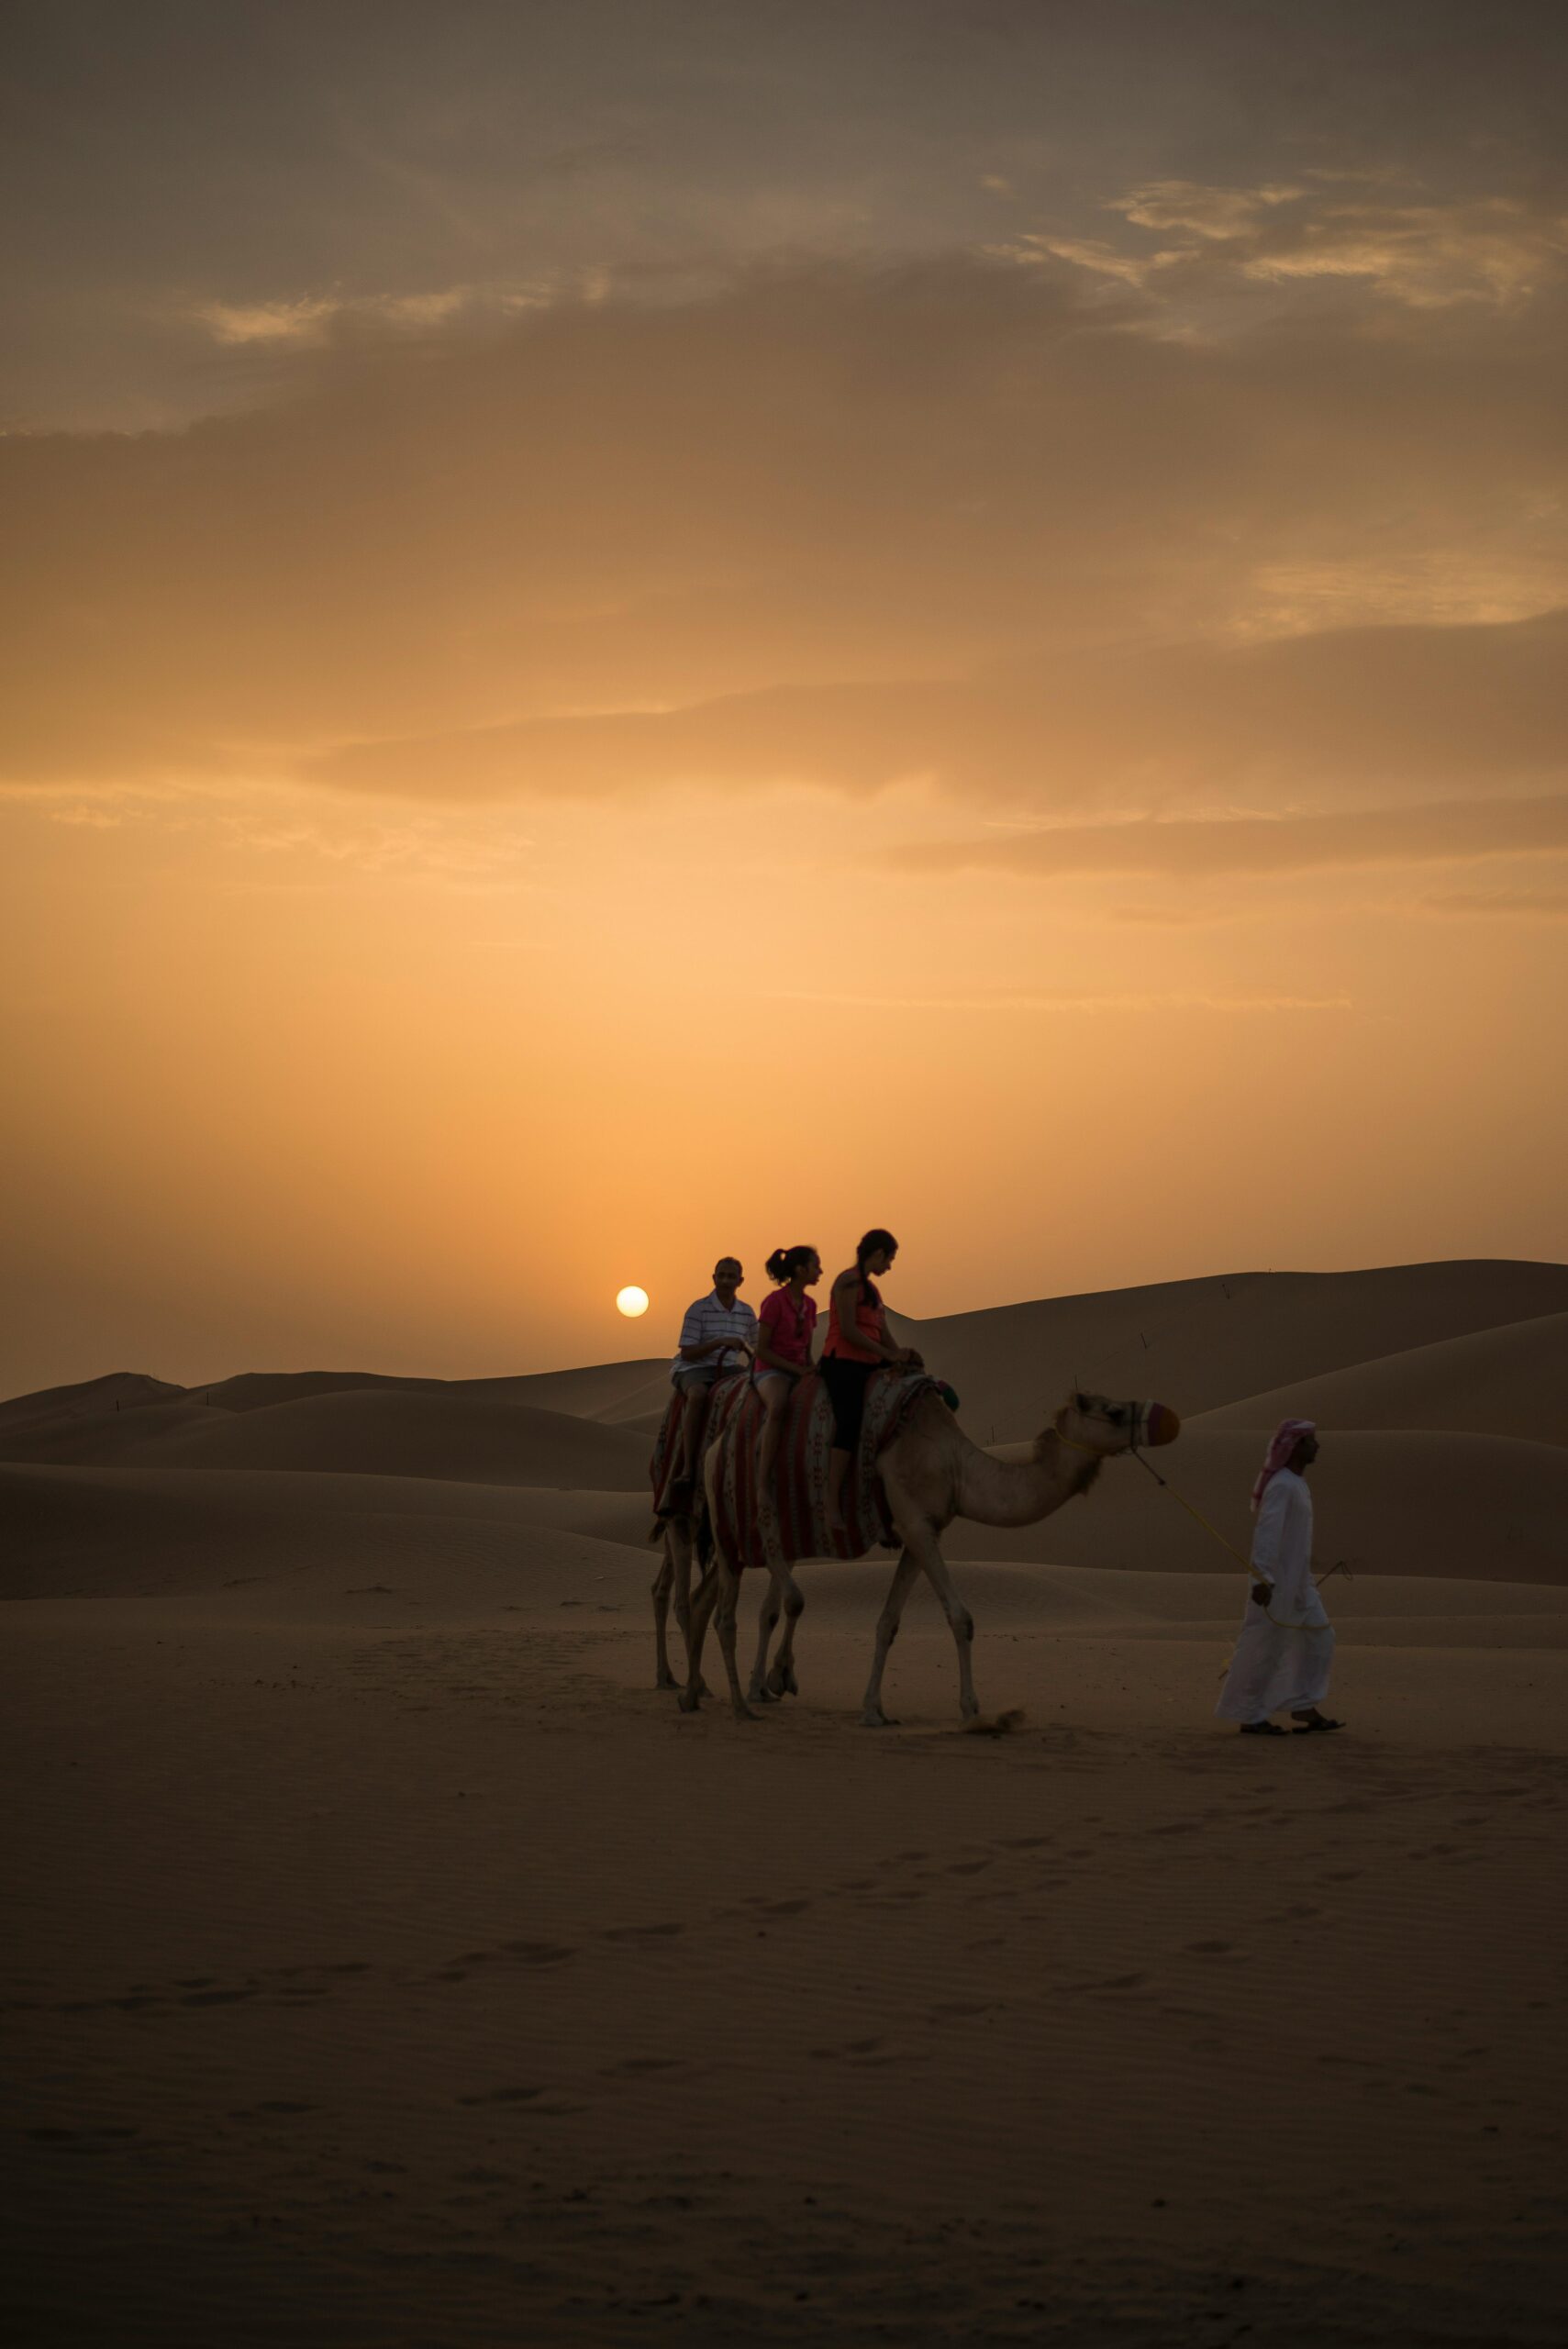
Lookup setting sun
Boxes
[616,1286,650,1319]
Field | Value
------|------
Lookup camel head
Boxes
[1054,1390,1181,1456]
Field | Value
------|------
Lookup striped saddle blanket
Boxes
[700,1370,940,1574]
[647,1371,751,1522]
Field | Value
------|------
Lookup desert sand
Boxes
[5,1259,1566,2346]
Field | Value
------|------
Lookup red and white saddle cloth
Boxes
[647,1371,752,1521]
[650,1369,939,1572]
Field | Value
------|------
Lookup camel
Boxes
[678,1386,1179,1724]
[648,1373,747,1689]
[651,1502,717,1692]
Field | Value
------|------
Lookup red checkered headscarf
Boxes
[1251,1418,1316,1512]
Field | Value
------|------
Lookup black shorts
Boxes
[820,1356,876,1452]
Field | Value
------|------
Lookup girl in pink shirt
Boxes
[755,1245,821,1496]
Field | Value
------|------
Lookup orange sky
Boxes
[4,2,1566,1397]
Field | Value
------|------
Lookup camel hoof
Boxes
[747,1682,779,1704]
[677,1690,703,1714]
[655,1669,679,1691]
[733,1703,761,1723]
[766,1664,798,1698]
[860,1709,898,1729]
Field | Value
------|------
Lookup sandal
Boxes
[1292,1715,1344,1733]
[1240,1720,1288,1736]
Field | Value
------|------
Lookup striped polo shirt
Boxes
[671,1290,759,1383]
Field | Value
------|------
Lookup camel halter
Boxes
[1057,1405,1271,1589]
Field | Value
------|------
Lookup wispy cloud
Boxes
[1420,885,1568,919]
[887,795,1568,882]
[766,988,1353,1015]
[1022,180,1568,313]
[189,282,551,346]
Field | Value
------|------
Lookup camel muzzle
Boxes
[1137,1400,1181,1447]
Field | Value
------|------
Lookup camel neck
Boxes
[954,1427,1099,1529]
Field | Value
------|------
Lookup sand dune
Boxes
[0,1397,243,1468]
[190,1360,674,1421]
[1190,1310,1568,1444]
[0,1386,650,1488]
[0,1463,655,1601]
[0,1367,183,1436]
[958,1425,1568,1583]
[893,1258,1568,1442]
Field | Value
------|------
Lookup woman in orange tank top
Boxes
[822,1228,920,1527]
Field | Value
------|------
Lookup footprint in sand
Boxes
[606,2057,681,2076]
[456,2087,542,2106]
[810,2036,891,2063]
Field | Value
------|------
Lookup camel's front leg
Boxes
[909,1531,979,1720]
[861,1549,921,1726]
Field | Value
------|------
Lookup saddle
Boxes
[702,1370,944,1573]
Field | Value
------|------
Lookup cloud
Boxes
[1421,885,1568,919]
[303,607,1568,807]
[1110,180,1307,241]
[766,988,1352,1014]
[1026,179,1568,313]
[2,253,1565,819]
[190,282,552,346]
[887,795,1568,883]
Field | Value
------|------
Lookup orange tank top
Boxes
[821,1275,884,1364]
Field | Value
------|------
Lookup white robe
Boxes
[1215,1469,1334,1722]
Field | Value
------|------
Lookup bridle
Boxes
[1052,1398,1148,1458]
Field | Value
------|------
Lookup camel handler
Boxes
[1216,1418,1344,1737]
[666,1256,758,1498]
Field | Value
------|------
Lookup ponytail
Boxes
[767,1244,818,1285]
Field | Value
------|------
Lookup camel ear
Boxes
[1073,1390,1089,1413]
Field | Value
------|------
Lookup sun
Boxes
[616,1285,650,1319]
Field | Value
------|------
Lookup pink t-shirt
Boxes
[757,1287,817,1370]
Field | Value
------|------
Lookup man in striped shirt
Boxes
[667,1257,757,1491]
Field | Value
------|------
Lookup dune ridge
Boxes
[1189,1310,1568,1444]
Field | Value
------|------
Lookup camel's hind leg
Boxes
[651,1531,678,1690]
[678,1565,717,1713]
[681,1544,757,1721]
[680,1451,753,1718]
[765,1609,799,1699]
[860,1548,921,1726]
[764,1550,806,1697]
[713,1559,759,1720]
[748,1553,805,1702]
[748,1575,784,1702]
